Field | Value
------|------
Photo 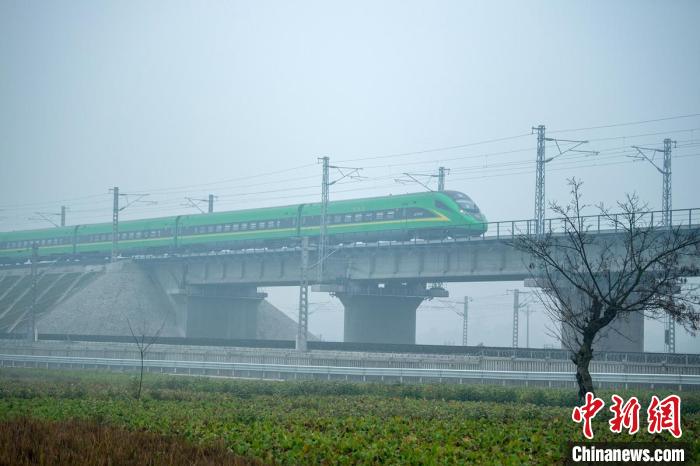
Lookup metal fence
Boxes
[476,207,700,240]
[2,353,698,389]
[1,340,698,376]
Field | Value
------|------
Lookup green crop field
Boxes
[0,368,696,465]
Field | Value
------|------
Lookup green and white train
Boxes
[0,191,486,262]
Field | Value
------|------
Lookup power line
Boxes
[2,124,699,214]
[336,133,532,163]
[549,113,700,134]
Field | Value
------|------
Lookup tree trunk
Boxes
[138,350,144,400]
[572,335,595,400]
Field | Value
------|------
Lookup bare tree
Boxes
[514,179,700,399]
[127,316,166,400]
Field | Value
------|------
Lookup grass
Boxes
[0,368,697,465]
[0,417,260,466]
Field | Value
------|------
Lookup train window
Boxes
[216,225,222,233]
[232,223,239,231]
[250,222,257,230]
[435,200,450,211]
[386,211,395,220]
[152,230,158,237]
[223,224,230,232]
[208,225,215,233]
[266,221,274,229]
[376,212,384,220]
[363,212,373,222]
[241,223,248,230]
[135,231,142,239]
[344,214,352,223]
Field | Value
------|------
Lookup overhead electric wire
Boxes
[548,113,700,134]
[335,133,532,163]
[124,162,317,195]
[2,115,700,228]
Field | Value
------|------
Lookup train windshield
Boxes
[444,191,481,214]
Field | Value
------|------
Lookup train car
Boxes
[0,191,487,262]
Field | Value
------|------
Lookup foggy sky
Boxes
[1,1,699,351]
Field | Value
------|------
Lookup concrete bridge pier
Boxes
[320,281,448,344]
[184,285,267,339]
[556,286,644,353]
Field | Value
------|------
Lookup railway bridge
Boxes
[1,209,698,350]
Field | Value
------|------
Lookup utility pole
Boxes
[662,138,673,228]
[631,138,675,228]
[318,156,330,283]
[317,158,362,283]
[184,195,216,214]
[27,243,38,341]
[395,167,449,192]
[296,237,309,351]
[508,289,536,348]
[110,187,153,262]
[523,305,534,349]
[630,138,677,353]
[438,166,448,192]
[31,207,66,228]
[512,289,519,348]
[532,125,597,236]
[111,186,119,262]
[533,125,546,236]
[462,296,469,346]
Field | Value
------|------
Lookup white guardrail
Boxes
[2,354,699,387]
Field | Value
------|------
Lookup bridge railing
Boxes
[475,207,700,240]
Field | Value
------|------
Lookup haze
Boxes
[1,0,699,352]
